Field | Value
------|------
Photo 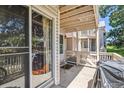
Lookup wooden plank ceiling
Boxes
[59,5,97,33]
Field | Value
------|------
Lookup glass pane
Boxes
[0,6,29,88]
[84,40,88,48]
[0,6,29,47]
[32,11,53,87]
[60,35,63,54]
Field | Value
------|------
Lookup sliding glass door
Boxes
[0,6,53,88]
[0,6,29,88]
[32,11,53,87]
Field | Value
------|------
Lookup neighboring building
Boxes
[0,5,100,88]
[99,21,106,51]
[60,21,106,63]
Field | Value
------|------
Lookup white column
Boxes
[96,28,100,61]
[29,5,32,88]
[87,30,90,52]
[72,33,74,51]
[76,32,79,51]
[76,32,80,65]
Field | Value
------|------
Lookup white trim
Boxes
[0,52,29,56]
[29,5,32,88]
[32,5,57,20]
[37,78,54,88]
[31,5,58,87]
[52,17,57,84]
[0,47,29,49]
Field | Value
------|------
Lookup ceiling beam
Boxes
[61,21,95,29]
[62,24,96,33]
[60,10,94,24]
[63,23,95,31]
[60,5,93,19]
[61,17,95,28]
[93,5,99,28]
[60,5,81,14]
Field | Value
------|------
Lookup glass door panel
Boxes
[32,11,53,87]
[0,5,29,88]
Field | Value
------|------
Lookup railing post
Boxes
[96,28,100,61]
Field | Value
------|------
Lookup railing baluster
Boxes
[17,55,19,71]
[108,55,110,60]
[11,56,13,74]
[15,56,17,72]
[6,56,9,75]
[19,55,21,71]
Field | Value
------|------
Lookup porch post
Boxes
[72,32,74,51]
[76,32,79,51]
[96,28,100,61]
[29,5,32,88]
[76,32,80,65]
[88,30,90,52]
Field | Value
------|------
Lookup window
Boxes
[60,35,63,54]
[0,6,29,88]
[0,6,29,47]
[84,40,88,48]
[32,11,53,88]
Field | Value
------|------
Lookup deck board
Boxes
[67,66,96,88]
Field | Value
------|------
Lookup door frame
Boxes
[29,5,57,88]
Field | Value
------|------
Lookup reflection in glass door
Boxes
[0,5,29,88]
[32,11,53,87]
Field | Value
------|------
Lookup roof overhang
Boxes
[59,5,98,33]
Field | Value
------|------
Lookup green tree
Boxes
[99,5,124,47]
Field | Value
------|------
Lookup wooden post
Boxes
[87,30,90,52]
[96,28,100,61]
[76,32,79,51]
[76,32,80,65]
[72,32,74,51]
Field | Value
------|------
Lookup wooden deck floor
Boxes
[51,64,96,88]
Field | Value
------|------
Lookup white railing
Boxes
[65,51,124,65]
[65,50,76,58]
[89,30,96,37]
[81,48,88,52]
[80,30,96,37]
[0,52,29,76]
[90,52,124,62]
[66,32,76,38]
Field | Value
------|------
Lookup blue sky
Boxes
[99,17,112,32]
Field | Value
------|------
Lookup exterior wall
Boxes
[67,38,73,50]
[65,28,105,53]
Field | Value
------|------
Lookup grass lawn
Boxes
[107,45,124,57]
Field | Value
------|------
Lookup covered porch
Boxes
[59,5,99,67]
[56,5,99,88]
[53,5,124,88]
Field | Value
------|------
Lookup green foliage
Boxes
[107,45,124,56]
[99,5,124,47]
